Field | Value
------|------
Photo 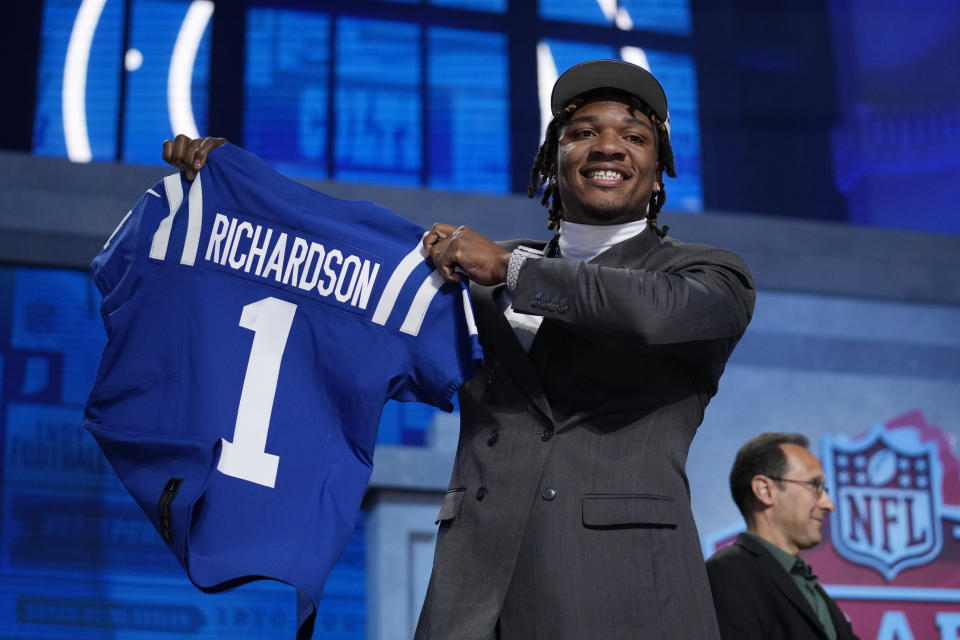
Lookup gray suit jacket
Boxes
[415,228,755,640]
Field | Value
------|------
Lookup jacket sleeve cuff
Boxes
[506,246,544,292]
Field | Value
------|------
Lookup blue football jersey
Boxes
[84,143,482,639]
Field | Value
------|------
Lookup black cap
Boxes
[550,59,668,123]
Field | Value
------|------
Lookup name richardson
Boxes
[202,212,381,312]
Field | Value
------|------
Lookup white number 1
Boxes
[216,296,297,488]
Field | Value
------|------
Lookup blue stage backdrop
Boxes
[17,0,960,234]
[30,0,705,211]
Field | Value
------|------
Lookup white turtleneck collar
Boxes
[558,219,648,262]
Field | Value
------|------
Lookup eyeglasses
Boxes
[767,477,828,498]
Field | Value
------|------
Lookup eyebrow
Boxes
[566,115,655,133]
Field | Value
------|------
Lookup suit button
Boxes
[486,368,497,388]
[475,487,487,501]
[541,487,557,501]
[487,429,500,446]
[541,429,554,442]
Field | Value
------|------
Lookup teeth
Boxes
[587,170,624,180]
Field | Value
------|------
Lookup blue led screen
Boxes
[621,0,691,35]
[32,0,211,166]
[427,28,509,193]
[0,264,441,637]
[243,7,511,194]
[31,0,960,235]
[243,8,331,179]
[31,1,698,207]
[539,0,691,34]
[542,40,615,75]
[123,0,212,164]
[335,18,422,187]
[431,0,506,12]
[539,0,608,26]
[644,49,702,211]
[33,0,125,161]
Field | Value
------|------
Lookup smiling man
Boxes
[706,433,860,640]
[554,93,661,225]
[416,60,755,639]
[159,59,753,638]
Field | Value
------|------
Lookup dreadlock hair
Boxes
[527,91,677,236]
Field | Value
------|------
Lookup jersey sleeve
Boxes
[364,227,483,411]
[91,176,187,319]
[391,275,483,411]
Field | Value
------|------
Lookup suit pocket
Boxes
[581,493,679,528]
[434,488,465,524]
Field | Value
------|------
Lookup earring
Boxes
[550,176,557,185]
[653,182,661,193]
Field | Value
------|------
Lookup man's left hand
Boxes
[424,223,510,286]
[162,135,227,180]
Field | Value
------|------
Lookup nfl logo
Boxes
[823,424,943,580]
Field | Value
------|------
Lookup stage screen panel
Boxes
[32,0,212,166]
[539,0,691,35]
[32,0,125,162]
[122,0,212,165]
[427,27,509,193]
[243,7,511,194]
[243,7,331,179]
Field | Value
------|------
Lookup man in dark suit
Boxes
[416,60,755,639]
[162,59,755,639]
[706,433,860,640]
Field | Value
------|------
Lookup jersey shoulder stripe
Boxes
[149,173,185,261]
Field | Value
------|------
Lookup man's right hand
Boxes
[423,223,511,286]
[162,134,227,180]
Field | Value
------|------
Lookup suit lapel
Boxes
[471,282,553,423]
[588,224,661,268]
[736,534,829,639]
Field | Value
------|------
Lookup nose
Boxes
[820,491,836,513]
[588,129,626,159]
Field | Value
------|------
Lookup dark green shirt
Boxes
[745,532,837,640]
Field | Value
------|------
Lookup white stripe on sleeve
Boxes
[180,172,203,265]
[103,209,133,249]
[462,287,478,337]
[399,270,445,336]
[371,235,428,326]
[149,173,184,260]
